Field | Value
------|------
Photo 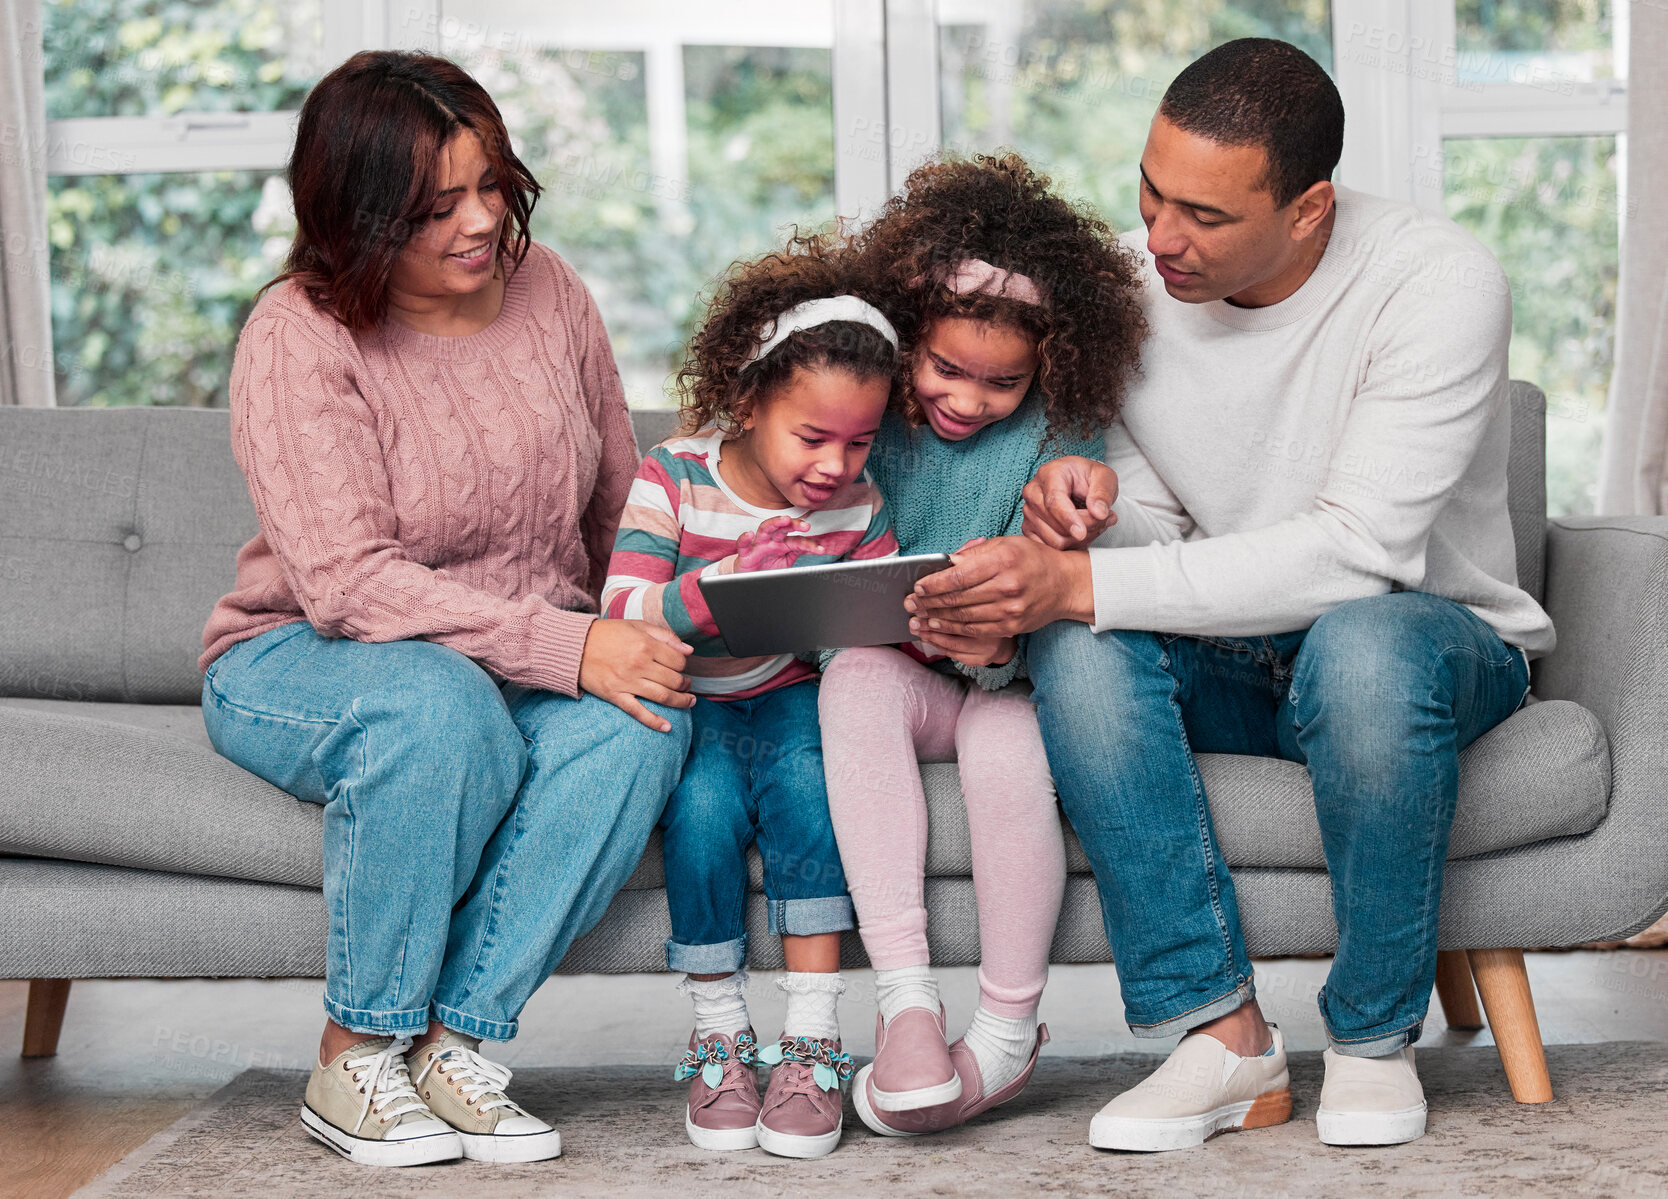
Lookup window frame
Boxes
[35,0,1629,406]
[38,1,1632,199]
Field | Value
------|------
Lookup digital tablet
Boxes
[698,553,952,657]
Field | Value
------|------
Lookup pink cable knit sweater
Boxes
[199,244,639,697]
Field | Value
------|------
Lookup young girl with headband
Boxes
[602,237,901,1159]
[819,153,1147,1136]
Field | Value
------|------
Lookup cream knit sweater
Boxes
[1091,186,1555,655]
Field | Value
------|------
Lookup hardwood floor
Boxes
[6,950,1668,1199]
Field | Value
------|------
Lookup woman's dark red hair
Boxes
[270,51,541,332]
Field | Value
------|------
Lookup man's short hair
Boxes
[1158,39,1345,209]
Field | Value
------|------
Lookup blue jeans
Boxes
[201,621,691,1041]
[661,680,854,973]
[1026,591,1530,1057]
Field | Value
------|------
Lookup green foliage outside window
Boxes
[44,0,318,407]
[39,0,1620,516]
[941,0,1331,232]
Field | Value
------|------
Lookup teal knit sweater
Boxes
[849,392,1104,688]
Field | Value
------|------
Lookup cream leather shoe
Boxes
[1315,1045,1427,1145]
[1089,1026,1292,1152]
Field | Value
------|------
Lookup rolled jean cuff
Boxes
[1325,1020,1423,1059]
[768,895,855,937]
[1125,979,1255,1040]
[322,994,431,1038]
[666,934,747,975]
[430,1000,518,1044]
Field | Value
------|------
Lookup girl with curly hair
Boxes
[602,236,903,1159]
[818,153,1148,1136]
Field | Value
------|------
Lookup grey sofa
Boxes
[4,386,1666,1102]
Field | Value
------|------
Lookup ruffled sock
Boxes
[679,971,751,1038]
[777,972,845,1042]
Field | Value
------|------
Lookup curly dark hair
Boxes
[676,233,902,435]
[848,152,1147,438]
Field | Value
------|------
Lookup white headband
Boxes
[746,296,900,366]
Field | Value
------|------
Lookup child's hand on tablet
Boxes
[735,515,827,572]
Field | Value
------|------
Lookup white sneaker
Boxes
[1089,1026,1292,1152]
[1315,1045,1427,1145]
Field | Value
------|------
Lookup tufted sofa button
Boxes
[122,533,142,552]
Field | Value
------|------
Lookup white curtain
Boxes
[1598,0,1668,514]
[0,0,54,407]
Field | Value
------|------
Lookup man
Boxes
[905,38,1552,1149]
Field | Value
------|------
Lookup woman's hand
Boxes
[580,619,696,732]
[735,516,826,572]
[1021,457,1119,550]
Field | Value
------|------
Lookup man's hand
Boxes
[906,535,1094,639]
[580,619,695,732]
[735,515,826,572]
[1022,456,1119,550]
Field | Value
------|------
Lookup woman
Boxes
[198,51,694,1168]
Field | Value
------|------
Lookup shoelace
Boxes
[674,1031,758,1094]
[759,1037,854,1094]
[413,1045,523,1116]
[343,1037,429,1134]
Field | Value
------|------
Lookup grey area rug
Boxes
[74,1044,1668,1199]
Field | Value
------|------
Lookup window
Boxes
[435,2,839,405]
[34,0,1628,496]
[1442,136,1618,515]
[938,0,1331,232]
[42,0,320,407]
[1432,0,1626,516]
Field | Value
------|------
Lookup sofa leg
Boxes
[1467,949,1552,1103]
[22,979,72,1058]
[1434,949,1484,1030]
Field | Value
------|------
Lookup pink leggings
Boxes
[819,647,1066,1018]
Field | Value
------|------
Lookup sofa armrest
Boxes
[1528,516,1668,939]
[1537,518,1668,726]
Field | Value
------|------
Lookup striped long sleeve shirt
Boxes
[602,427,899,699]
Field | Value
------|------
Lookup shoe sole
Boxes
[685,1105,761,1152]
[852,1065,922,1138]
[300,1104,462,1167]
[1316,1103,1427,1146]
[871,1072,964,1113]
[1089,1087,1293,1152]
[755,1118,842,1159]
[457,1127,563,1162]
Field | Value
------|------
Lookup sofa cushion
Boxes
[0,410,258,706]
[0,699,666,892]
[918,698,1608,874]
[4,695,1606,894]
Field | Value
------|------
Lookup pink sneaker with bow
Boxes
[854,1025,1049,1136]
[675,1029,761,1151]
[755,1036,855,1159]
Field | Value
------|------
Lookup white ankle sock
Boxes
[778,972,845,1042]
[680,971,751,1038]
[874,965,940,1025]
[962,1006,1038,1095]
